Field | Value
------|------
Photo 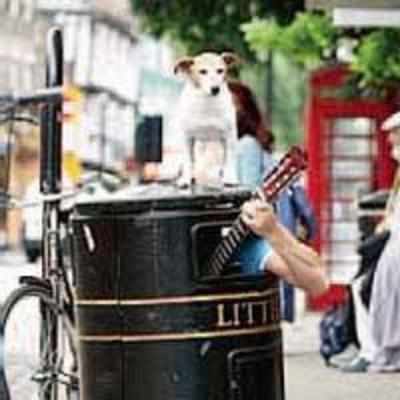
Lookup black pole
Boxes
[40,27,64,400]
[266,50,274,127]
[40,27,63,194]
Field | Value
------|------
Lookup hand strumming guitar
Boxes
[241,199,329,297]
[241,199,278,238]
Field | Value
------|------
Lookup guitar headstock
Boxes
[260,146,308,202]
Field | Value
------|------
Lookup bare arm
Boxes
[241,199,329,297]
[265,225,328,297]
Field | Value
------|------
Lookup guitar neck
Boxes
[207,186,278,276]
[208,213,251,275]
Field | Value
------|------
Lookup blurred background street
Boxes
[1,0,400,399]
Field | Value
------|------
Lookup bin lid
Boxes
[73,183,252,216]
[358,189,390,210]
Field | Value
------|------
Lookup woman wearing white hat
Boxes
[368,111,400,372]
[342,111,400,373]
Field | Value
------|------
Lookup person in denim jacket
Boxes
[229,81,319,305]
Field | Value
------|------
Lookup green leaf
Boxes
[351,29,400,88]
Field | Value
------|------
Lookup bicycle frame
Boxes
[0,27,78,400]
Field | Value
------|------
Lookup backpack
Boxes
[319,301,357,366]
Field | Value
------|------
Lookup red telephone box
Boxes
[305,64,397,310]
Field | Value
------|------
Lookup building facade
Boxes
[0,0,141,247]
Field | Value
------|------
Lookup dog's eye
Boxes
[199,69,208,75]
[216,68,224,74]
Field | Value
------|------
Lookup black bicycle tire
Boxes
[0,284,77,400]
[0,322,9,400]
[1,284,52,320]
[1,285,56,400]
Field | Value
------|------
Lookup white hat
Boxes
[381,111,400,131]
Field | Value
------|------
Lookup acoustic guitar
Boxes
[208,146,308,276]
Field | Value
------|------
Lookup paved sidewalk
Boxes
[283,314,400,400]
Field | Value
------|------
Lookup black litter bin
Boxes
[357,189,389,240]
[71,185,285,400]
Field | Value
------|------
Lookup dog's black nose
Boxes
[211,87,220,96]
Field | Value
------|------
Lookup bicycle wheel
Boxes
[0,284,78,400]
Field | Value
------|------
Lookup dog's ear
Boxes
[174,57,194,75]
[221,52,241,69]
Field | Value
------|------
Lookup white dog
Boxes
[173,52,239,187]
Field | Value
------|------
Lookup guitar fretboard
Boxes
[209,217,250,275]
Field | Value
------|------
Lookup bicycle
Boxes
[0,27,79,400]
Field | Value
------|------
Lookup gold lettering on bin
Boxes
[233,303,240,326]
[217,304,233,328]
[216,295,279,329]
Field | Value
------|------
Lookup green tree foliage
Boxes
[351,29,400,89]
[131,0,304,58]
[242,13,339,67]
[242,12,400,91]
[272,54,307,147]
[239,57,306,148]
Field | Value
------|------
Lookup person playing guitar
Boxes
[209,146,328,297]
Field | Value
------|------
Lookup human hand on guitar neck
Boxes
[241,198,277,237]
